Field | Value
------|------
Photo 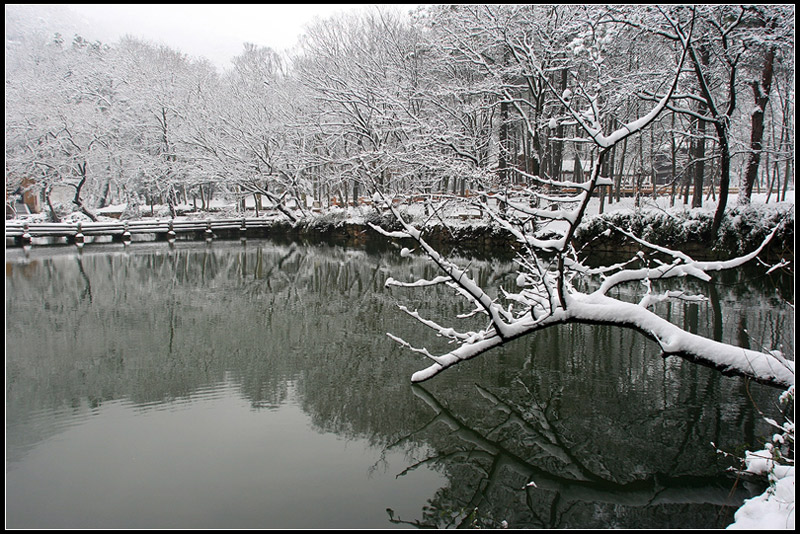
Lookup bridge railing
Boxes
[5,217,277,241]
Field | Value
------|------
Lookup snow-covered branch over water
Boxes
[378,200,793,387]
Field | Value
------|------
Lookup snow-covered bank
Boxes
[728,463,795,529]
[727,386,795,530]
[15,189,793,234]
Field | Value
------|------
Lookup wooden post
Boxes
[74,221,85,246]
[20,222,32,246]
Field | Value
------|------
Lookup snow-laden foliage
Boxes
[377,195,794,387]
[576,204,793,257]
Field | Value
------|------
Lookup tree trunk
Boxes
[498,96,510,185]
[167,188,177,219]
[739,47,775,204]
[72,162,98,222]
[670,113,677,207]
[691,111,707,209]
[98,178,111,209]
[45,184,61,223]
[711,125,732,235]
[615,136,627,203]
[551,68,568,181]
[781,153,791,202]
[607,129,616,204]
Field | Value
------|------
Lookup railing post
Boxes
[122,221,131,245]
[21,222,32,246]
[74,221,84,246]
[167,220,176,242]
[205,220,213,241]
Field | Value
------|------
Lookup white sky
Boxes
[65,4,418,69]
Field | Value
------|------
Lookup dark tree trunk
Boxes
[740,47,775,204]
[72,162,98,222]
[551,68,568,181]
[45,184,61,223]
[691,107,707,209]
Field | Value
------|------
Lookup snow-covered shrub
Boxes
[308,209,347,228]
[575,205,793,259]
[152,205,173,218]
[365,208,415,232]
[576,209,713,248]
[715,205,794,257]
[749,386,795,479]
[120,203,142,220]
[61,210,93,223]
[45,201,73,222]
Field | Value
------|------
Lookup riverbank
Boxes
[7,192,794,265]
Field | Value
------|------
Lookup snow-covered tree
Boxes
[294,7,439,205]
[210,43,311,220]
[114,37,213,217]
[736,6,794,205]
[615,6,795,232]
[5,33,122,221]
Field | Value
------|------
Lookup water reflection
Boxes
[385,381,765,529]
[5,239,792,528]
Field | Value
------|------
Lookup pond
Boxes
[5,238,793,528]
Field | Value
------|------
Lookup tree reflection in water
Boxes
[385,382,767,529]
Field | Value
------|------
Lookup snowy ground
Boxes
[728,458,795,529]
[299,189,796,246]
[574,190,794,224]
[35,189,793,231]
[328,189,795,228]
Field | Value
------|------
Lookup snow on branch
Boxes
[562,293,795,388]
[638,290,707,309]
[385,276,451,289]
[367,222,413,240]
[386,333,443,364]
[588,220,785,295]
[374,200,517,341]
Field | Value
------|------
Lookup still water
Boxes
[6,238,793,528]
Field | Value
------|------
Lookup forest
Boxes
[5,5,795,229]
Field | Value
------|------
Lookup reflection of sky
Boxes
[5,381,444,529]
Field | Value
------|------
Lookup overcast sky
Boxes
[63,4,418,69]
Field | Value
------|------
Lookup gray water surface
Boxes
[5,239,792,528]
